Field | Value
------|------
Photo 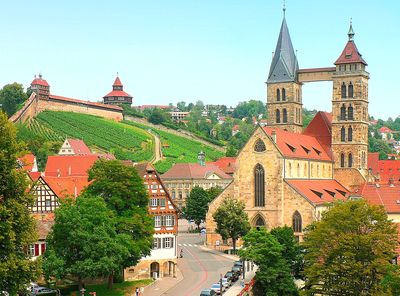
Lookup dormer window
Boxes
[311,189,323,199]
[312,148,321,155]
[286,143,296,152]
[301,145,311,154]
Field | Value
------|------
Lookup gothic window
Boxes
[348,105,354,120]
[283,108,288,123]
[292,211,302,233]
[341,82,347,98]
[340,153,345,167]
[341,126,346,142]
[340,104,346,120]
[255,216,265,228]
[348,82,354,98]
[348,126,353,141]
[282,88,286,101]
[276,109,281,123]
[254,139,266,152]
[348,153,353,168]
[254,164,265,207]
[276,89,280,101]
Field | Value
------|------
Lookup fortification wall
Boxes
[9,93,39,124]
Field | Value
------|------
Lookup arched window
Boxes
[292,211,302,233]
[283,108,288,123]
[255,215,265,228]
[348,126,353,142]
[340,153,345,167]
[254,164,265,207]
[276,109,281,123]
[348,82,354,98]
[341,126,346,142]
[254,139,266,152]
[340,104,346,120]
[348,105,354,120]
[282,88,286,101]
[276,89,280,101]
[348,153,353,167]
[341,82,347,98]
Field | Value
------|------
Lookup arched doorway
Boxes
[253,214,266,231]
[163,261,175,277]
[150,262,160,279]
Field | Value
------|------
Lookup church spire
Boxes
[348,18,355,41]
[267,10,299,83]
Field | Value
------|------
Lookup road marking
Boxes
[183,243,187,246]
[183,244,208,296]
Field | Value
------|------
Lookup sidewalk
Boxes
[223,266,257,296]
[141,267,183,296]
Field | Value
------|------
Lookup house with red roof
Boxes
[209,157,237,176]
[232,124,240,136]
[379,126,394,141]
[58,138,92,155]
[103,75,133,105]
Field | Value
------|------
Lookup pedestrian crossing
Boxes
[178,243,199,248]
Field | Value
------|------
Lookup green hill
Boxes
[18,111,154,162]
[122,120,224,173]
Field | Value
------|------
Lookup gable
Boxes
[30,178,60,213]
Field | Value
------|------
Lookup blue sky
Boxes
[0,0,399,119]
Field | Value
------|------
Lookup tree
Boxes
[0,111,40,294]
[239,228,299,296]
[232,100,265,119]
[270,226,303,278]
[206,186,223,201]
[148,108,169,124]
[303,200,398,296]
[84,160,154,288]
[212,196,250,251]
[184,186,211,230]
[43,196,131,290]
[0,83,28,117]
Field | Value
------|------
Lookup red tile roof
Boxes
[18,153,36,172]
[360,183,400,213]
[263,126,332,161]
[35,219,55,240]
[379,127,393,133]
[286,179,349,205]
[303,111,332,158]
[45,155,99,177]
[368,153,400,184]
[161,163,233,180]
[49,95,123,111]
[103,90,132,98]
[232,124,240,131]
[335,40,367,65]
[113,76,123,87]
[28,171,42,181]
[368,152,380,174]
[42,176,90,199]
[67,139,91,155]
[31,77,49,87]
[209,157,237,175]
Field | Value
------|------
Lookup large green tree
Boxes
[184,186,212,230]
[303,200,398,296]
[0,111,40,294]
[84,160,154,288]
[239,228,299,296]
[212,196,250,251]
[0,83,28,117]
[43,196,131,290]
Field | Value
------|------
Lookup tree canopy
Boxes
[212,196,250,251]
[0,111,40,294]
[303,199,398,296]
[43,196,131,289]
[239,228,299,296]
[0,83,28,117]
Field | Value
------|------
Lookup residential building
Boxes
[58,138,91,155]
[209,157,237,176]
[161,163,233,210]
[124,163,179,280]
[103,75,133,105]
[169,111,190,121]
[380,126,394,141]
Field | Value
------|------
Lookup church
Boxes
[206,11,371,245]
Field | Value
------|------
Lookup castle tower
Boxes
[30,74,50,100]
[103,75,133,105]
[331,22,369,184]
[266,9,302,133]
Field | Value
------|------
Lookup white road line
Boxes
[178,243,182,246]
[183,243,187,246]
[188,244,192,247]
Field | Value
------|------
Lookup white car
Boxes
[210,283,223,295]
[221,277,231,288]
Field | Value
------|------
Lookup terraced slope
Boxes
[19,111,154,162]
[122,121,224,173]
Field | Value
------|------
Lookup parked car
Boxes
[232,265,242,276]
[225,271,238,282]
[233,260,243,268]
[200,289,217,296]
[210,283,223,295]
[221,277,231,288]
[31,287,58,295]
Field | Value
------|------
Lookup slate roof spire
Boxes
[348,18,355,41]
[267,9,299,83]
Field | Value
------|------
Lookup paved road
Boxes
[164,233,235,296]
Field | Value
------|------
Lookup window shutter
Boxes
[41,243,46,255]
[34,244,39,257]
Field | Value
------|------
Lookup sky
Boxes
[0,0,399,119]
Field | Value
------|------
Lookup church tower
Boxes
[266,9,302,133]
[331,22,369,184]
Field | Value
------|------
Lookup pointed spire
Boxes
[348,18,355,41]
[283,0,286,18]
[267,12,299,83]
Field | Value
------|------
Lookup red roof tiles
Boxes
[42,176,90,199]
[49,95,123,111]
[45,155,99,177]
[103,90,132,98]
[303,111,332,158]
[361,183,400,213]
[31,78,49,87]
[368,153,400,184]
[18,153,36,172]
[335,40,367,65]
[286,179,349,205]
[161,163,233,180]
[379,127,393,133]
[113,76,123,87]
[209,157,236,175]
[67,139,91,155]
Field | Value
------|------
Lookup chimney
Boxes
[389,178,395,187]
[57,169,60,177]
[74,186,77,197]
[68,166,71,176]
[271,130,277,143]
